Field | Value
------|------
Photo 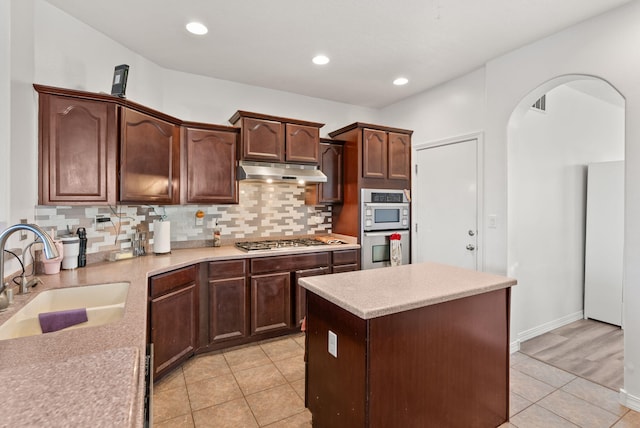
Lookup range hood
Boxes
[237,161,327,183]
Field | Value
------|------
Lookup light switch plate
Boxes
[328,330,337,358]
[19,219,28,240]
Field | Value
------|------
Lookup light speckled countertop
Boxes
[299,261,517,319]
[0,238,358,427]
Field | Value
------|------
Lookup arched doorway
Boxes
[507,75,625,389]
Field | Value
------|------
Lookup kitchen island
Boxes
[299,262,517,428]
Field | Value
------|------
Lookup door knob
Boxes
[468,230,476,236]
[466,244,475,251]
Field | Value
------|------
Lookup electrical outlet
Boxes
[328,330,338,358]
[95,215,111,231]
[19,219,28,240]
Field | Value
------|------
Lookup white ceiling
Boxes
[43,0,631,108]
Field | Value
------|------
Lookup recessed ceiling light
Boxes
[186,22,208,35]
[312,55,330,65]
[393,77,409,86]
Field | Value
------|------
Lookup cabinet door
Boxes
[362,129,387,179]
[388,132,411,181]
[120,108,180,204]
[150,283,197,379]
[39,94,117,205]
[242,117,284,162]
[294,266,329,326]
[184,127,238,204]
[319,143,343,203]
[250,272,291,335]
[285,123,319,164]
[209,277,248,343]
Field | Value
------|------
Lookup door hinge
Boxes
[415,223,418,233]
[415,164,418,175]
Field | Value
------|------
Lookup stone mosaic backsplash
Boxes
[34,182,332,263]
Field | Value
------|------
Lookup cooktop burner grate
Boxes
[235,238,329,252]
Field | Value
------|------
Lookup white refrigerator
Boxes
[584,161,624,327]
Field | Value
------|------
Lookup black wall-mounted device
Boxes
[111,64,129,97]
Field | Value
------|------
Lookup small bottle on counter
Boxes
[213,220,221,247]
[77,227,87,267]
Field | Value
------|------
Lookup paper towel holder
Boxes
[153,220,171,255]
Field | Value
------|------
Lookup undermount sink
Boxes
[0,282,129,340]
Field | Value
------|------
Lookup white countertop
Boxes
[0,238,358,427]
[299,262,517,319]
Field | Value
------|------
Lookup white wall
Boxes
[0,1,11,224]
[381,0,640,406]
[508,83,624,343]
[33,0,164,110]
[10,0,35,224]
[379,67,486,145]
[161,69,377,136]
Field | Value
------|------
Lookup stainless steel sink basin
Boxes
[0,282,129,340]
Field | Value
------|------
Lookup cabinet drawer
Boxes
[208,259,247,280]
[149,265,197,298]
[251,252,330,274]
[333,249,358,266]
[333,263,359,273]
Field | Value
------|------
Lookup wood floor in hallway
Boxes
[520,318,623,391]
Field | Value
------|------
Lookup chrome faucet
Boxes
[0,224,59,295]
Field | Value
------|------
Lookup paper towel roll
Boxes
[153,220,171,254]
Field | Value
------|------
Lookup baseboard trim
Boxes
[619,389,640,412]
[509,311,584,354]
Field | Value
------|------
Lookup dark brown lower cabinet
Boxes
[331,249,360,273]
[306,288,510,428]
[251,252,331,335]
[208,260,248,344]
[149,265,198,380]
[250,272,291,335]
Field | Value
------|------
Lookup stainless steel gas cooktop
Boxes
[235,238,329,252]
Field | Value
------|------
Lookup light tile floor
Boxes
[153,334,310,427]
[153,334,640,427]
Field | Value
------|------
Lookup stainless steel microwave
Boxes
[361,188,410,231]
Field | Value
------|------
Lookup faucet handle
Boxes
[0,289,8,311]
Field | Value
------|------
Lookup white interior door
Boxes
[415,138,479,270]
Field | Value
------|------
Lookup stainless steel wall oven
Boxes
[360,189,410,269]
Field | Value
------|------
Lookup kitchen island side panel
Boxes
[368,287,510,428]
[306,292,368,427]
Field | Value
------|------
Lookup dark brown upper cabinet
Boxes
[238,116,284,162]
[305,139,344,205]
[328,122,413,237]
[329,122,412,189]
[362,129,411,181]
[229,111,323,164]
[181,122,239,204]
[362,129,387,179]
[285,123,320,163]
[388,132,411,181]
[35,85,118,205]
[120,107,181,204]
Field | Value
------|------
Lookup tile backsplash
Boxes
[34,182,332,263]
